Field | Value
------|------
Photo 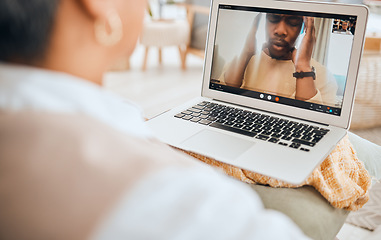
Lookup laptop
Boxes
[147,0,368,184]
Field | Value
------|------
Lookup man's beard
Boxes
[266,38,294,60]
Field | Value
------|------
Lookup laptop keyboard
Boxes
[174,101,330,152]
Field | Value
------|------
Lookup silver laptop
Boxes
[147,0,368,184]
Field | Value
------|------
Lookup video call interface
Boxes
[209,4,358,116]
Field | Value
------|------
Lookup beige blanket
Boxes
[177,135,371,211]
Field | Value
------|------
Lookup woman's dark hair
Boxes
[0,0,60,64]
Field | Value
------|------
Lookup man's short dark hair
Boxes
[0,0,60,64]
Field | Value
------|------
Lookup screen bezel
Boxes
[201,0,368,129]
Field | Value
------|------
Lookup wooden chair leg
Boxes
[142,46,149,71]
[179,45,187,70]
[158,48,162,65]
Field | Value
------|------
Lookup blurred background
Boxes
[105,0,381,144]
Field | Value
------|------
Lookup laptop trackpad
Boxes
[181,129,254,160]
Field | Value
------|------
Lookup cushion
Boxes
[251,185,349,240]
[186,0,209,50]
[348,132,381,180]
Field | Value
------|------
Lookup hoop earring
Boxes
[94,11,123,46]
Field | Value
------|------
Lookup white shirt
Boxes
[0,63,152,138]
[0,63,309,240]
[93,167,310,240]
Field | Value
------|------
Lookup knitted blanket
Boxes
[177,135,371,211]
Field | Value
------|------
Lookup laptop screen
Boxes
[209,4,358,117]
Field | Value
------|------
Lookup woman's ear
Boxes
[77,0,114,20]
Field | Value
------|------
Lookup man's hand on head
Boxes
[292,17,318,101]
[292,17,316,72]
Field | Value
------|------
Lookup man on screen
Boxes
[221,13,337,106]
[340,21,353,35]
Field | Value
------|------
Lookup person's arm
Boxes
[292,17,318,101]
[224,52,252,88]
[224,14,261,88]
